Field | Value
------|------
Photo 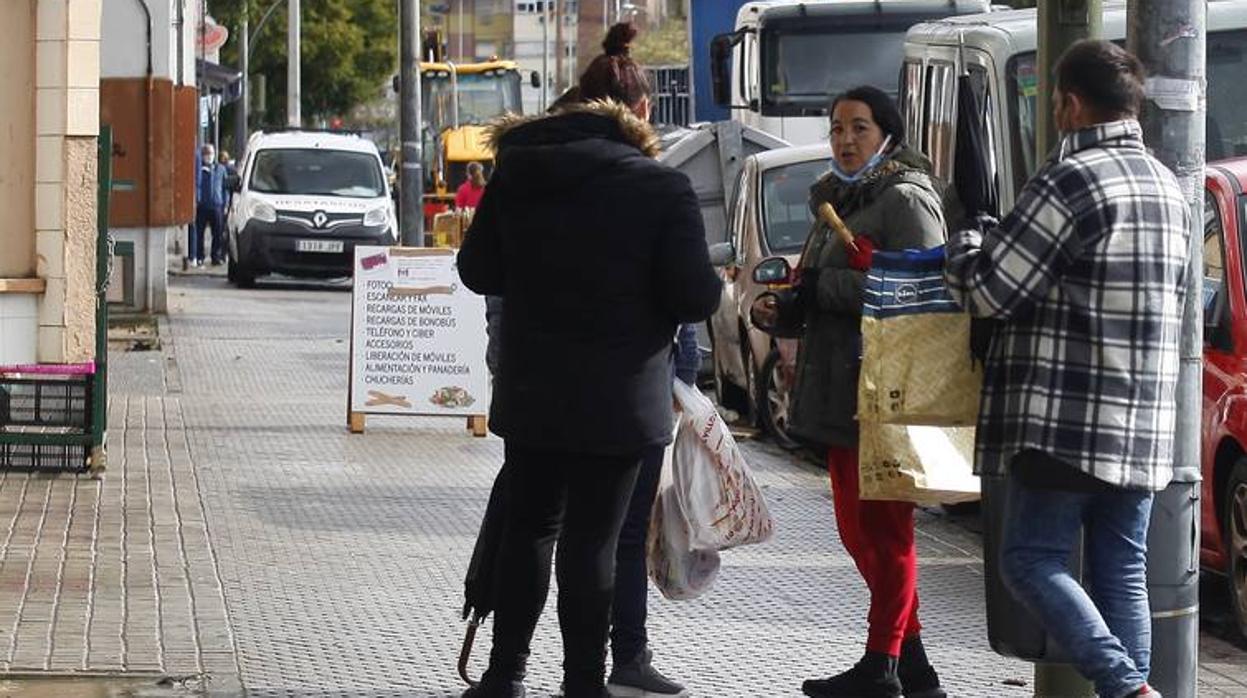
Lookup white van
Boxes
[901,1,1247,211]
[226,130,397,287]
[710,0,994,146]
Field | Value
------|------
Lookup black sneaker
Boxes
[607,649,689,697]
[899,637,945,698]
[462,680,526,698]
[802,652,902,698]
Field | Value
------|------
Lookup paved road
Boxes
[41,271,1234,697]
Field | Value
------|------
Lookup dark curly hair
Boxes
[578,22,651,107]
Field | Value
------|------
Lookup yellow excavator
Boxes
[417,31,528,217]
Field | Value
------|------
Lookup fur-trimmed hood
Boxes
[484,99,660,157]
[479,100,664,198]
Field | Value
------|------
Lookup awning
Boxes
[196,59,243,103]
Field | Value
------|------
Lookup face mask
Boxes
[829,135,893,184]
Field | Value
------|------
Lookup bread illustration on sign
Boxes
[365,390,412,408]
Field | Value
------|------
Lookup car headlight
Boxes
[364,206,389,227]
[249,200,277,224]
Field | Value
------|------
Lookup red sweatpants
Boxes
[826,446,922,657]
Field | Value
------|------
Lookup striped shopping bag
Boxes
[857,245,982,427]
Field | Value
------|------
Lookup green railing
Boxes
[91,126,112,471]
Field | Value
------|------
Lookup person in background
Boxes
[456,161,487,210]
[782,86,947,698]
[219,149,238,216]
[456,19,721,698]
[195,144,229,267]
[945,40,1188,698]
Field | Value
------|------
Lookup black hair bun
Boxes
[603,22,637,57]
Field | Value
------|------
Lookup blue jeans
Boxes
[1000,476,1154,698]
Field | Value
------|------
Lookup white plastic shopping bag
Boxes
[646,442,721,601]
[670,380,775,551]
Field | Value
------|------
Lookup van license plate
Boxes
[296,239,344,253]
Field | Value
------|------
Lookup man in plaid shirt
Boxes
[945,41,1189,698]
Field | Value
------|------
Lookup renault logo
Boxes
[312,211,329,228]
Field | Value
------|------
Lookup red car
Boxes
[1200,160,1247,640]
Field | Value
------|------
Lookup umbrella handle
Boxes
[458,615,482,686]
[817,202,858,252]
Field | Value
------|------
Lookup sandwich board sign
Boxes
[347,246,490,436]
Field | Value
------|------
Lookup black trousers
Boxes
[610,446,665,666]
[485,442,643,697]
[194,205,226,263]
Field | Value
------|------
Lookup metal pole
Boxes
[1128,2,1206,696]
[555,0,564,95]
[1036,0,1103,157]
[458,0,464,59]
[541,1,550,111]
[236,6,249,159]
[287,0,301,126]
[400,0,424,246]
[1034,4,1101,694]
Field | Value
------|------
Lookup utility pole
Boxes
[1036,1,1102,157]
[1128,2,1206,696]
[1032,2,1100,696]
[541,1,550,111]
[555,0,565,95]
[400,0,424,246]
[235,5,249,159]
[287,0,301,126]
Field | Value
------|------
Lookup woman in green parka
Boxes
[792,86,948,698]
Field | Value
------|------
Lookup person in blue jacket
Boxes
[194,144,229,267]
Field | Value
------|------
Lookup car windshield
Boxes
[761,158,830,254]
[1007,30,1247,186]
[249,148,385,198]
[761,17,919,115]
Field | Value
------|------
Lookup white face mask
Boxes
[828,135,893,184]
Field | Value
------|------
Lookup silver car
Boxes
[708,144,831,448]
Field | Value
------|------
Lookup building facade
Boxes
[515,0,579,115]
[99,0,200,314]
[0,0,102,366]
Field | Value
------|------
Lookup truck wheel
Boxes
[1226,458,1247,642]
[755,348,800,450]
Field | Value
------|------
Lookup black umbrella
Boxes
[953,71,999,221]
[953,71,1001,366]
[459,461,512,686]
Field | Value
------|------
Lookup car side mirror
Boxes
[226,172,242,193]
[753,257,792,285]
[708,242,734,268]
[530,71,541,89]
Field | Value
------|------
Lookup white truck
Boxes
[709,0,995,146]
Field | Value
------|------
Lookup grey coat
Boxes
[787,147,946,449]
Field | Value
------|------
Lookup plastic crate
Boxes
[0,375,93,472]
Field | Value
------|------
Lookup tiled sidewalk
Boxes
[0,390,240,694]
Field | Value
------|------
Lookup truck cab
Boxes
[711,0,994,146]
